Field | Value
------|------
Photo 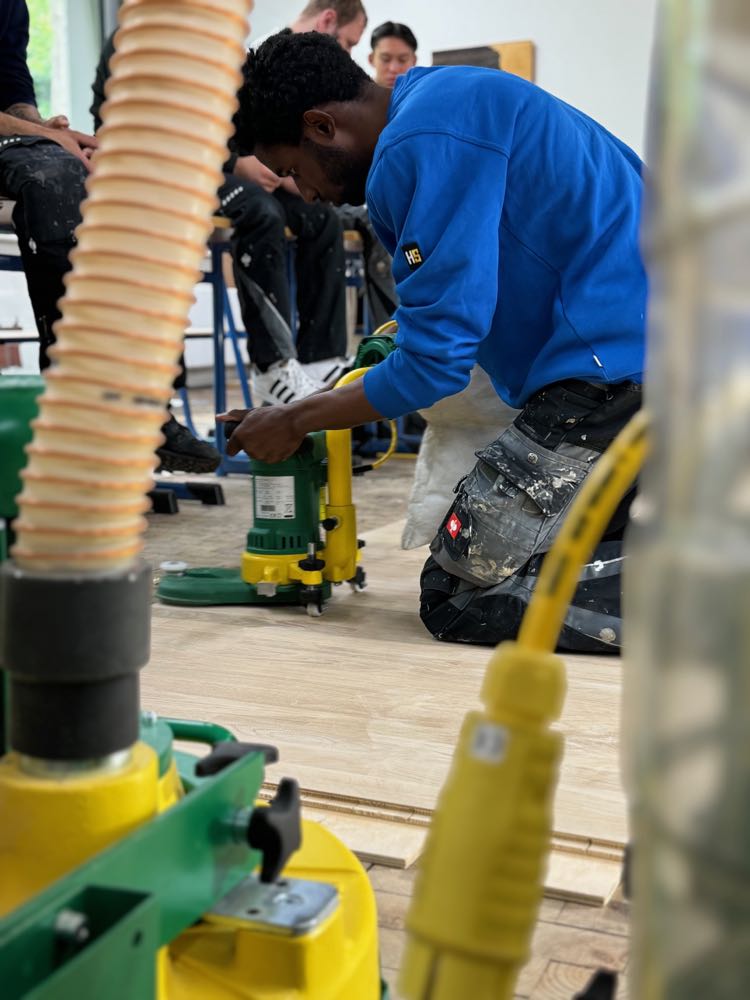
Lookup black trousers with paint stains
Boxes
[0,136,87,372]
[419,379,642,654]
[219,179,347,370]
[0,139,346,375]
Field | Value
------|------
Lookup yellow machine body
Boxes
[164,819,380,999]
[0,742,161,916]
[0,738,379,998]
[240,550,330,588]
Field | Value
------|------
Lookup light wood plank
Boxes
[544,853,623,906]
[304,810,426,868]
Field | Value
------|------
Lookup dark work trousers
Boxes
[336,204,398,330]
[420,379,642,654]
[0,136,189,389]
[218,177,347,370]
[0,136,86,372]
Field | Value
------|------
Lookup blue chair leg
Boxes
[222,284,252,409]
[211,242,251,475]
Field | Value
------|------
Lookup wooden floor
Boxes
[368,865,630,1000]
[142,457,631,998]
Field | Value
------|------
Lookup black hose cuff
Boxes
[0,561,151,759]
[1,561,151,680]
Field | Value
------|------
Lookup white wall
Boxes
[51,0,101,132]
[248,2,301,41]
[350,0,658,157]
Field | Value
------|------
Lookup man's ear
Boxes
[368,51,375,68]
[302,109,337,144]
[315,9,338,35]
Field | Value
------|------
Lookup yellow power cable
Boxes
[371,419,399,468]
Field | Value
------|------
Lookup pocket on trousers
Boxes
[432,424,592,586]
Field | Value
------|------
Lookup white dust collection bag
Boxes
[402,366,517,549]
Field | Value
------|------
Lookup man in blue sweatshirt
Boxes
[225,31,646,653]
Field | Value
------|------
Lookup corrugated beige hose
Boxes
[12,0,252,572]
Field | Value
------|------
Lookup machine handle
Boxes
[222,420,241,441]
[195,740,279,776]
[246,778,302,883]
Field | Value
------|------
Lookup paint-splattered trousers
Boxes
[420,379,642,653]
[0,136,87,371]
[0,137,346,374]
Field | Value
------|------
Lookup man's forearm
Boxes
[0,110,45,137]
[4,102,42,124]
[289,379,385,435]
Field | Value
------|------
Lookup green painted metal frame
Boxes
[0,725,264,1000]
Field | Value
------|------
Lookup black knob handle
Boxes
[247,778,302,883]
[195,741,279,777]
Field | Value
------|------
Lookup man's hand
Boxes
[0,110,98,170]
[218,406,306,462]
[43,114,70,130]
[234,155,281,193]
[43,126,98,170]
[218,380,385,462]
[277,175,300,196]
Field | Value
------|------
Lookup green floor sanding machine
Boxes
[157,329,399,615]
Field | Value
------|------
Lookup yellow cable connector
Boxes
[399,409,650,1000]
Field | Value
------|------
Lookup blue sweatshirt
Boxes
[0,0,37,113]
[362,66,646,418]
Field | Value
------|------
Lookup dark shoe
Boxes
[156,415,221,474]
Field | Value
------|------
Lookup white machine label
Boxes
[254,476,296,520]
[470,722,508,764]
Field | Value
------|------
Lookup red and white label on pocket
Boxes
[446,513,462,539]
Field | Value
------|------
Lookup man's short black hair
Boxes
[370,21,417,53]
[236,31,370,152]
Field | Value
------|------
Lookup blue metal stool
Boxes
[204,220,254,475]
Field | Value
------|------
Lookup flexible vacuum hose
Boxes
[11,0,250,573]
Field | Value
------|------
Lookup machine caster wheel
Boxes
[301,584,325,618]
[348,567,367,592]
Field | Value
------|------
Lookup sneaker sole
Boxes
[156,449,221,475]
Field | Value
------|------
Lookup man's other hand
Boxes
[234,155,281,193]
[43,126,98,170]
[43,114,70,130]
[218,406,306,463]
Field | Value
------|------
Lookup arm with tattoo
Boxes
[3,101,43,124]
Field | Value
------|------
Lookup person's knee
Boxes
[419,555,527,645]
[222,181,285,240]
[14,151,86,247]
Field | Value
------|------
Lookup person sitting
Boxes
[0,0,221,473]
